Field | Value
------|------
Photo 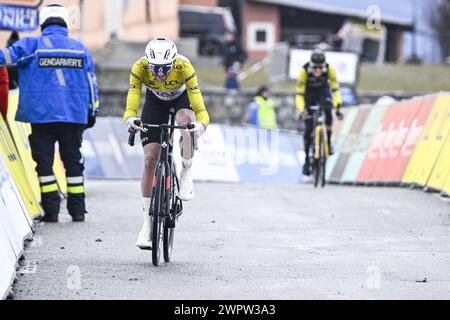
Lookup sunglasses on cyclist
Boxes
[149,63,173,78]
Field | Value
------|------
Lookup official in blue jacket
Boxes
[0,4,99,223]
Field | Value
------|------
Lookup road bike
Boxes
[306,105,330,188]
[128,109,192,266]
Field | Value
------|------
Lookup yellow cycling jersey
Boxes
[123,54,210,127]
[295,63,342,113]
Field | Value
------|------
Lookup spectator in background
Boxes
[0,66,8,119]
[0,4,99,223]
[223,32,246,71]
[6,31,20,90]
[248,86,278,130]
[225,61,240,91]
[0,31,20,120]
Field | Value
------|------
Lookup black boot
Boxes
[303,157,311,176]
[71,214,85,222]
[68,194,87,222]
[40,191,61,223]
[41,213,59,223]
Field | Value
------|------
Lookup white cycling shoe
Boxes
[136,198,152,250]
[179,166,194,201]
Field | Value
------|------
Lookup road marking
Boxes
[28,235,43,248]
[18,260,37,275]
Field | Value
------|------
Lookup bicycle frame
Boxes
[148,109,184,224]
[310,106,329,160]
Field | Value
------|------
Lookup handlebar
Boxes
[128,120,196,147]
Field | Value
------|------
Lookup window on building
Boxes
[247,22,275,51]
[256,30,267,43]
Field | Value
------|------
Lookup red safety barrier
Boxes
[357,96,435,183]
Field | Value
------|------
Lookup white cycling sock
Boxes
[182,158,193,170]
[141,197,152,223]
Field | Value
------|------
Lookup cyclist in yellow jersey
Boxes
[296,49,344,176]
[123,38,210,250]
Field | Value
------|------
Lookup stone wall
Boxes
[99,87,300,130]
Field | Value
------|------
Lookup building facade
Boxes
[0,0,179,49]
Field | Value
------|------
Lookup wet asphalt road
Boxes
[13,180,450,300]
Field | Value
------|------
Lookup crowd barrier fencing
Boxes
[0,114,41,219]
[0,149,34,299]
[427,129,450,193]
[83,117,305,184]
[404,95,450,188]
[328,92,450,198]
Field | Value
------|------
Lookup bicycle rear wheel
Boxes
[314,130,326,188]
[152,165,165,267]
[320,131,327,188]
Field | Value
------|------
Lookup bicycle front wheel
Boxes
[163,171,178,263]
[152,165,165,267]
[314,129,326,188]
[163,224,175,263]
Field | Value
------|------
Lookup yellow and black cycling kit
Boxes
[123,54,210,127]
[295,62,342,114]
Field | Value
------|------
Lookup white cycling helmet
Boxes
[40,4,70,27]
[145,38,178,82]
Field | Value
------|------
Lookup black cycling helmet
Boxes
[311,49,326,67]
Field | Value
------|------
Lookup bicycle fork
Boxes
[314,124,329,160]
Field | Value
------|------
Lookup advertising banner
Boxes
[358,97,434,183]
[327,107,359,182]
[341,105,386,183]
[83,119,303,184]
[222,126,301,184]
[0,151,33,300]
[0,3,39,31]
[174,124,241,183]
[406,95,450,187]
[427,128,450,192]
[0,114,40,218]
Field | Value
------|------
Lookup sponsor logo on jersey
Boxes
[185,73,196,82]
[165,80,179,87]
[151,85,186,101]
[189,86,200,94]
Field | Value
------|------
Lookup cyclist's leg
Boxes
[320,88,334,154]
[174,92,196,201]
[140,91,168,197]
[303,97,315,176]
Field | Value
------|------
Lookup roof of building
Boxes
[252,0,414,28]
